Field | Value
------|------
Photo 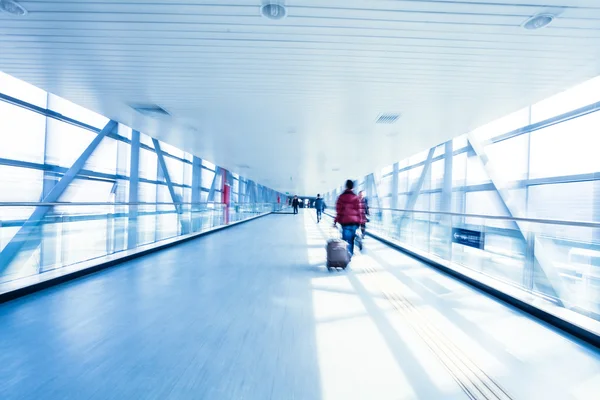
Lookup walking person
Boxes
[358,190,369,239]
[292,195,299,215]
[315,194,325,223]
[333,180,364,259]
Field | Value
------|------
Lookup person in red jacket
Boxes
[334,179,365,257]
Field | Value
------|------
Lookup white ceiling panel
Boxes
[1,0,600,194]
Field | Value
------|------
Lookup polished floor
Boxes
[0,211,599,400]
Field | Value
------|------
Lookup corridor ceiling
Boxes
[1,0,600,194]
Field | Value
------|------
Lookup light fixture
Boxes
[522,13,555,30]
[0,0,27,15]
[261,2,287,20]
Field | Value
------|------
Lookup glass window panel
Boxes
[156,214,178,241]
[61,220,108,266]
[84,137,118,175]
[116,141,131,177]
[430,193,442,212]
[58,178,113,205]
[201,168,215,190]
[415,193,430,212]
[486,134,529,182]
[183,162,192,187]
[183,188,191,204]
[164,156,184,185]
[0,166,42,220]
[530,112,600,179]
[433,144,445,158]
[398,170,409,193]
[47,94,109,129]
[381,165,393,176]
[379,175,392,197]
[157,185,173,210]
[452,152,467,187]
[430,159,445,190]
[408,165,423,189]
[409,149,429,165]
[528,182,594,242]
[453,134,468,151]
[138,182,157,203]
[465,190,512,229]
[214,171,224,190]
[137,215,156,246]
[466,155,490,186]
[159,140,184,159]
[397,194,408,209]
[528,182,594,222]
[0,71,47,108]
[139,148,157,181]
[0,101,46,163]
[203,159,216,171]
[531,76,600,123]
[471,107,529,142]
[45,119,96,168]
[200,191,208,202]
[117,124,132,140]
[140,132,154,148]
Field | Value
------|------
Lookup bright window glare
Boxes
[532,75,600,123]
[0,71,47,108]
[48,94,109,129]
[0,101,46,163]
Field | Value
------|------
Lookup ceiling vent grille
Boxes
[131,104,170,118]
[376,113,400,124]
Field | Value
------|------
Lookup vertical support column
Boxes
[191,156,202,232]
[40,98,57,270]
[441,140,454,259]
[391,162,399,209]
[222,168,231,224]
[593,173,600,267]
[127,130,140,249]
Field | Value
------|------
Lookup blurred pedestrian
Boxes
[358,190,369,239]
[292,195,299,215]
[315,194,325,223]
[333,180,364,258]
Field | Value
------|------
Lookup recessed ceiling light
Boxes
[261,2,287,20]
[0,0,27,15]
[522,13,555,30]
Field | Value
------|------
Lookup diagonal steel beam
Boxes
[152,138,189,234]
[404,147,435,212]
[0,120,117,272]
[467,132,568,306]
[207,166,221,202]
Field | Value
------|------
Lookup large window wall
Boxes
[324,75,600,331]
[0,71,281,286]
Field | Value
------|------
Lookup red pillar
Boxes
[222,169,231,224]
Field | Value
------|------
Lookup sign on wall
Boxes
[452,228,485,250]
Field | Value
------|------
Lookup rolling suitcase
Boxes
[326,238,350,270]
